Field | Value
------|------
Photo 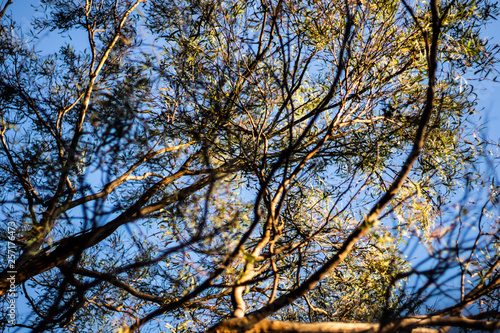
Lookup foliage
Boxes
[0,0,499,332]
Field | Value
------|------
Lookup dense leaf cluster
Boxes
[0,0,499,332]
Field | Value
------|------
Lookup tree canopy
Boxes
[1,0,500,332]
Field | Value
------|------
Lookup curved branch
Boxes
[58,262,166,304]
[209,0,443,330]
[0,0,13,21]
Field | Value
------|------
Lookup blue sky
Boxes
[3,0,500,332]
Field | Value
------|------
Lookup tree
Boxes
[0,0,499,332]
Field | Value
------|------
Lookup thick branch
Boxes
[0,172,216,294]
[206,316,500,333]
